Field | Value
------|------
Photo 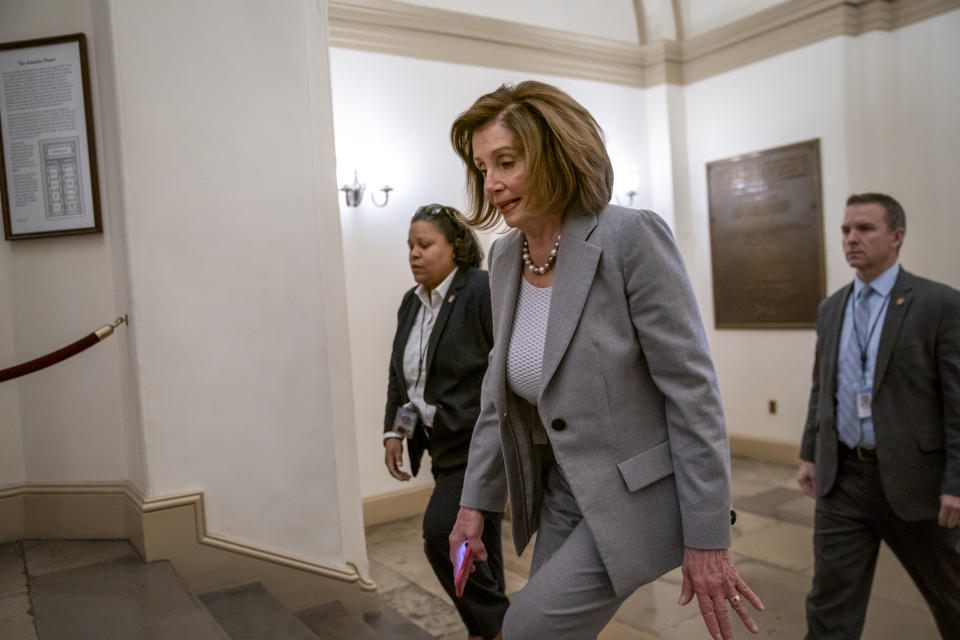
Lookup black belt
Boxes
[839,442,877,462]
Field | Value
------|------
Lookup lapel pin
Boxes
[896,297,905,306]
[448,294,455,303]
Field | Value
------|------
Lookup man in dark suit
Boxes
[798,192,960,639]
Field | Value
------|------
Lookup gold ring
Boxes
[728,594,742,605]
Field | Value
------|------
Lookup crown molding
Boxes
[327,0,960,87]
[327,0,650,86]
[678,0,959,83]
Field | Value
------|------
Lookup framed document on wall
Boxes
[706,139,825,329]
[0,33,102,240]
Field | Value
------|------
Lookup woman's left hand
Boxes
[679,547,763,639]
[383,437,411,481]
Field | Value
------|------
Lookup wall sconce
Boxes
[340,170,393,208]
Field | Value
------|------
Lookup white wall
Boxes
[101,0,364,567]
[679,11,960,447]
[847,11,960,287]
[1,0,367,573]
[682,38,847,446]
[328,48,650,498]
[0,0,137,488]
[0,245,25,487]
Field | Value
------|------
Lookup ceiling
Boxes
[395,0,791,44]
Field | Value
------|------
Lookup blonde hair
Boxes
[450,81,614,229]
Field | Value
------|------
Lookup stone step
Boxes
[199,582,320,640]
[30,557,231,640]
[297,601,383,640]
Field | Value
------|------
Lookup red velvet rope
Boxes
[0,317,126,383]
[0,333,100,383]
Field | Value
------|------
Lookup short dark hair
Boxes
[450,80,614,229]
[410,204,484,268]
[846,192,906,231]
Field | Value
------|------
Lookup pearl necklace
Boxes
[522,235,561,275]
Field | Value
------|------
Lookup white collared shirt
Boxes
[385,267,458,440]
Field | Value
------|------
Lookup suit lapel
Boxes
[824,284,852,400]
[392,292,420,399]
[424,268,468,374]
[489,230,523,409]
[540,208,600,397]
[873,268,913,394]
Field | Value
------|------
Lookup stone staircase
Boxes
[1,540,434,640]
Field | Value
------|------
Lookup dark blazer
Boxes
[800,267,960,520]
[384,266,493,477]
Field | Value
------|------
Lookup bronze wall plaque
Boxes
[706,139,825,329]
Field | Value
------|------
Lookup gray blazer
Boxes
[800,267,960,520]
[461,204,732,598]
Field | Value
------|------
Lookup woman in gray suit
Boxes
[447,81,763,639]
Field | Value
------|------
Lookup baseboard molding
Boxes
[0,483,377,614]
[362,482,433,527]
[729,435,800,467]
[357,439,799,527]
[328,0,960,88]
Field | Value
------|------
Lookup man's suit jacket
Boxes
[800,268,960,520]
[461,205,732,598]
[384,266,493,477]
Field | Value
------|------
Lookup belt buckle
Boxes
[854,445,876,461]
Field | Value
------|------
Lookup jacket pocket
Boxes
[918,434,944,452]
[617,440,674,492]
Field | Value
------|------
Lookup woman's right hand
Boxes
[383,437,411,481]
[449,507,487,566]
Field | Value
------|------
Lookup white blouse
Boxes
[506,277,553,406]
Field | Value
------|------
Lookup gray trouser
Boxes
[502,447,628,639]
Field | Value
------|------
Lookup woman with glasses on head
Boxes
[447,81,764,640]
[382,204,508,640]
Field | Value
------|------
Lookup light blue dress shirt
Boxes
[836,262,900,448]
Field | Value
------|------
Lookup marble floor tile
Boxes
[730,519,815,572]
[366,517,422,545]
[869,542,935,611]
[381,581,464,639]
[597,619,658,640]
[369,558,415,594]
[731,458,799,489]
[22,540,139,578]
[861,589,938,639]
[373,544,454,605]
[734,485,814,528]
[365,457,943,639]
[772,494,815,528]
[0,543,27,598]
[0,592,38,640]
[499,531,534,577]
[610,567,701,634]
[730,476,777,501]
[503,568,528,596]
[729,509,781,538]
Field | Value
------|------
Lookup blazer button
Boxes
[551,418,566,431]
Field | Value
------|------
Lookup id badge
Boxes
[856,391,872,419]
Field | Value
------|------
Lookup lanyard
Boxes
[852,292,888,375]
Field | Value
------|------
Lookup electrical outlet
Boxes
[768,400,777,414]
